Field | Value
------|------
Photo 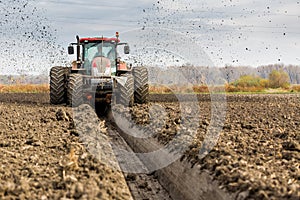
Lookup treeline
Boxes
[0,75,49,84]
[226,70,294,92]
[147,64,300,85]
[1,64,299,85]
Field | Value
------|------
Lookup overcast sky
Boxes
[1,0,300,75]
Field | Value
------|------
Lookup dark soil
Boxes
[124,94,300,200]
[1,93,299,200]
[0,94,132,200]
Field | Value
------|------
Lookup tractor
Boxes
[49,32,149,113]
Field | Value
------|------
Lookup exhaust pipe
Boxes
[76,35,81,68]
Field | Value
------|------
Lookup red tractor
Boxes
[49,32,149,113]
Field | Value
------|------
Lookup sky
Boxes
[0,0,300,75]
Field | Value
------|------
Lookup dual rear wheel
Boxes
[116,67,149,106]
[50,66,83,107]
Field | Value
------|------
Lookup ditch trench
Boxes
[105,120,173,200]
[104,114,234,200]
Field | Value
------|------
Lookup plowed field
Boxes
[0,93,299,200]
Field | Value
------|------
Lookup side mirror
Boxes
[124,45,130,54]
[68,46,74,55]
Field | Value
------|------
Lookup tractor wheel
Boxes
[67,74,83,107]
[118,74,134,107]
[133,67,149,104]
[50,66,66,105]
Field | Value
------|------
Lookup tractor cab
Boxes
[68,32,130,76]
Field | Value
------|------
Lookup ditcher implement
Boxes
[49,32,149,113]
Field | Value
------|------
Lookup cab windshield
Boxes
[83,42,116,75]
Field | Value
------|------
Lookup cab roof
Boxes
[79,37,120,43]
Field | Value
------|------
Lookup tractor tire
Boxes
[50,66,66,105]
[67,74,83,107]
[118,74,134,107]
[133,67,149,104]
